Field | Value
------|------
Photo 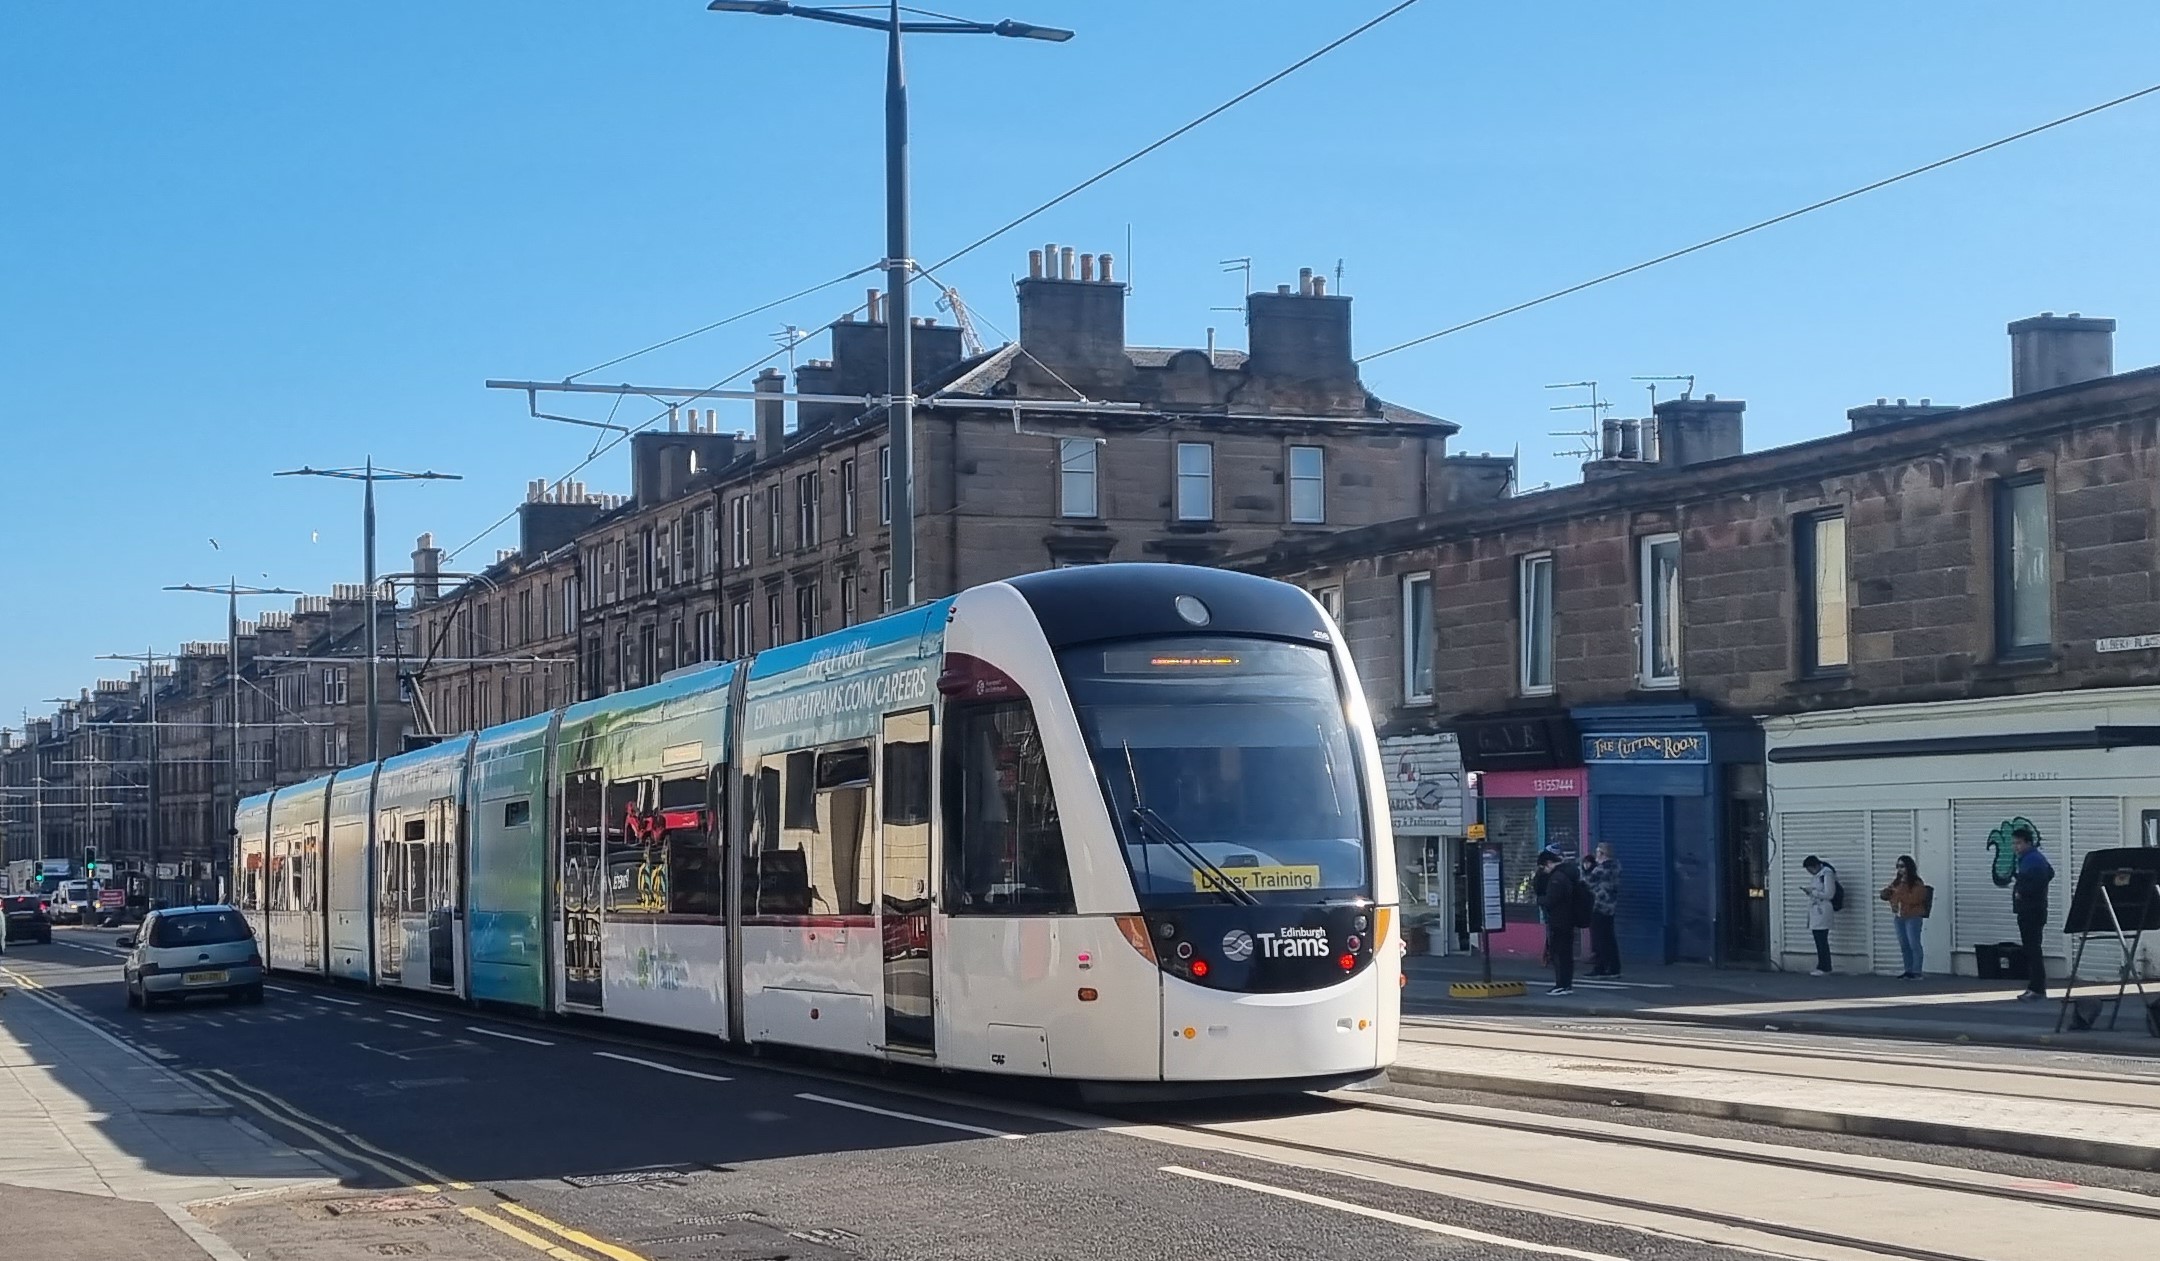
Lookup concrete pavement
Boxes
[1404,953,2160,1051]
[0,962,336,1259]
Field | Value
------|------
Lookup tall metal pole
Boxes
[364,456,380,765]
[883,0,915,607]
[146,647,160,904]
[229,578,241,882]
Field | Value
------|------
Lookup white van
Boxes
[48,881,93,925]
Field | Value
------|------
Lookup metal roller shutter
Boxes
[1596,794,1667,967]
[1775,811,1867,970]
[1950,798,2064,959]
[2067,797,2132,982]
[1868,811,1917,976]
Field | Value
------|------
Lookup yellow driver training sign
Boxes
[1194,865,1323,893]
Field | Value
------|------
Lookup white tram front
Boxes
[235,564,1399,1095]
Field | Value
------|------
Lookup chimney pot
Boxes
[1099,253,1114,282]
[1059,246,1076,280]
[1311,275,1327,296]
[1079,253,1095,282]
[1276,284,1292,294]
[866,288,882,323]
[1029,249,1044,279]
[1045,242,1058,276]
[1896,397,1907,406]
[1876,397,1887,406]
[1298,267,1314,295]
[1920,398,1931,406]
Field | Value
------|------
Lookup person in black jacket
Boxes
[1534,847,1586,995]
[2010,825,2056,1000]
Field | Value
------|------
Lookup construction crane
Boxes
[936,286,987,357]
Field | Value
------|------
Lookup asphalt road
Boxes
[7,927,2155,1261]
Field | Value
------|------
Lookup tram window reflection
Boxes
[882,741,931,826]
[944,700,1074,915]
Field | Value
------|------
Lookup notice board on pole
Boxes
[1477,842,1506,933]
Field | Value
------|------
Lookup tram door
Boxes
[560,770,605,1010]
[376,811,404,979]
[879,710,935,1054]
[426,797,457,990]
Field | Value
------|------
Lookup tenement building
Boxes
[416,249,1496,721]
[1249,313,2160,984]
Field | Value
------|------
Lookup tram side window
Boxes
[882,740,932,826]
[943,700,1074,915]
[603,779,647,912]
[661,771,725,916]
[807,747,874,916]
[748,765,807,915]
[402,819,428,914]
[783,751,817,830]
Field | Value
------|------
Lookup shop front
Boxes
[1765,688,2160,980]
[1574,702,1765,968]
[1380,733,1466,956]
[1453,711,1584,959]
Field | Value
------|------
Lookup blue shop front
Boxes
[1572,702,1767,968]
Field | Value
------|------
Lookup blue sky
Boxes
[5,2,2158,727]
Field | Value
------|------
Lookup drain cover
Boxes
[564,1169,690,1188]
[326,1194,457,1216]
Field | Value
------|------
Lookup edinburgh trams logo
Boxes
[1220,929,1254,961]
[1255,926,1329,959]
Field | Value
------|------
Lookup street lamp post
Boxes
[275,459,461,764]
[708,0,1070,608]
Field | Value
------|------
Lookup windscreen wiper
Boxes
[1132,806,1259,907]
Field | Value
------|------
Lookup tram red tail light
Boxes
[1113,915,1157,964]
[1338,954,1357,971]
[1190,959,1210,979]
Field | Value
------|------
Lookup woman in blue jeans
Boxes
[1879,855,1929,979]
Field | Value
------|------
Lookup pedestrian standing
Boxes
[1535,847,1588,995]
[2010,825,2055,1001]
[1878,855,1930,979]
[1585,842,1622,978]
[1800,855,1839,975]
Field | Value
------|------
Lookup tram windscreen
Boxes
[1060,637,1371,905]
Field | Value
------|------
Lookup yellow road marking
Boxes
[189,1071,433,1190]
[204,1069,474,1190]
[461,1206,597,1261]
[497,1203,651,1261]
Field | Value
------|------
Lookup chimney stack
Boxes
[754,367,787,459]
[1015,244,1130,395]
[411,533,443,604]
[2008,312,2114,397]
[1244,266,1360,414]
[1652,393,1745,468]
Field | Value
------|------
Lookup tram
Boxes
[233,565,1400,1093]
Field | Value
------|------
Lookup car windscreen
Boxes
[148,910,254,949]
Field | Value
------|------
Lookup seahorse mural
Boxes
[1984,817,2037,888]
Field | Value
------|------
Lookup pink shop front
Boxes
[1453,712,1589,959]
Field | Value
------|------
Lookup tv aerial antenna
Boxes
[1545,380,1612,460]
[1631,374,1696,409]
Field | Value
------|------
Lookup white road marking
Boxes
[265,984,299,994]
[466,1025,553,1046]
[594,1051,732,1082]
[383,1008,443,1023]
[1162,1165,1630,1261]
[312,994,363,1007]
[796,1092,1022,1140]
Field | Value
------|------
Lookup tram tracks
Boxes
[1155,1091,2160,1261]
[117,952,2160,1261]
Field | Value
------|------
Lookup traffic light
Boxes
[83,847,98,879]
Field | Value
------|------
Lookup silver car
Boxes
[119,906,266,1008]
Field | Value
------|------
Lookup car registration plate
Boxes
[184,970,228,985]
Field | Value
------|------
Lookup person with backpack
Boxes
[1878,855,1931,979]
[1535,847,1592,995]
[1800,855,1841,975]
[2009,825,2055,1001]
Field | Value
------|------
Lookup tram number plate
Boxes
[1194,865,1321,894]
[184,970,228,986]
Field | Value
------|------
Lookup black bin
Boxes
[1975,941,2027,979]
